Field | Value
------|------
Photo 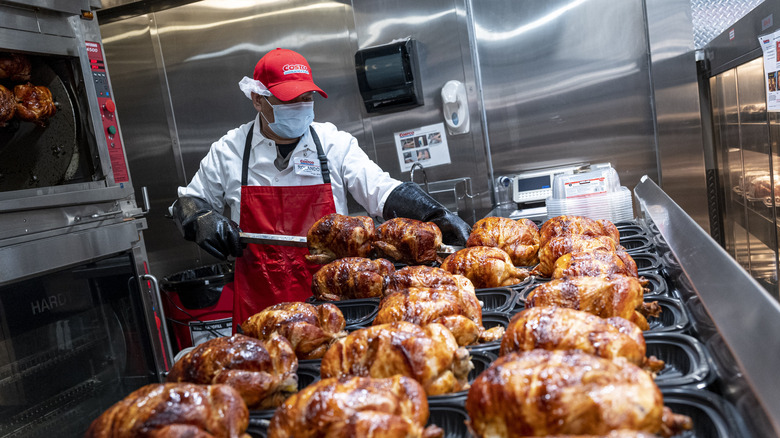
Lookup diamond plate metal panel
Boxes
[692,0,765,48]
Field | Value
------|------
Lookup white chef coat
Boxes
[177,114,402,223]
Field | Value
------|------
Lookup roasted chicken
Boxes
[85,383,251,438]
[467,217,540,266]
[440,246,529,288]
[535,234,620,277]
[465,349,693,438]
[0,53,31,82]
[528,432,661,438]
[373,217,442,265]
[525,275,660,331]
[14,82,56,126]
[500,307,664,372]
[0,84,14,127]
[267,375,444,438]
[167,333,298,410]
[241,302,347,360]
[552,249,639,279]
[374,267,504,346]
[385,265,465,295]
[306,213,375,264]
[539,215,620,248]
[311,257,395,300]
[321,321,473,395]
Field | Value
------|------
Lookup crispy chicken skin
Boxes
[467,217,540,266]
[374,267,504,346]
[0,84,15,126]
[465,350,692,438]
[306,213,375,264]
[441,246,529,288]
[500,307,664,372]
[535,234,620,277]
[373,217,443,265]
[14,82,56,126]
[0,53,31,81]
[321,321,473,395]
[241,302,347,360]
[85,383,251,438]
[167,334,298,410]
[525,275,660,331]
[311,257,395,300]
[268,375,444,438]
[552,249,639,279]
[539,215,620,248]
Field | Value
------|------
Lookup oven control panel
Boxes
[86,41,129,183]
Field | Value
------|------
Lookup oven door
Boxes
[0,220,171,437]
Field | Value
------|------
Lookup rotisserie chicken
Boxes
[311,257,395,300]
[465,349,693,438]
[374,268,504,346]
[0,53,31,82]
[534,234,620,277]
[306,213,375,264]
[14,82,56,126]
[467,217,540,266]
[167,333,298,410]
[525,275,660,331]
[321,321,473,395]
[440,246,529,288]
[85,383,251,438]
[373,217,442,265]
[241,302,347,360]
[500,307,664,372]
[0,84,14,127]
[539,215,620,248]
[385,265,465,295]
[552,249,639,279]
[527,432,661,438]
[267,375,444,438]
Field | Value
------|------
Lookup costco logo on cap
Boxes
[283,64,310,75]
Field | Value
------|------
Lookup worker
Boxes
[171,48,470,326]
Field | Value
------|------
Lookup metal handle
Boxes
[141,186,151,214]
[141,273,174,377]
[74,210,122,222]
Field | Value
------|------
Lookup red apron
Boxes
[228,124,336,331]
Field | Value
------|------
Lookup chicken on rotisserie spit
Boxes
[551,248,639,279]
[167,334,298,410]
[440,246,529,288]
[374,266,505,346]
[85,383,251,438]
[321,321,473,396]
[0,53,31,82]
[467,217,540,266]
[311,257,395,300]
[539,215,620,248]
[0,84,14,127]
[525,275,660,331]
[267,375,444,438]
[306,213,375,264]
[14,82,56,126]
[373,217,442,265]
[465,349,693,438]
[500,307,664,372]
[241,302,347,360]
[534,234,623,277]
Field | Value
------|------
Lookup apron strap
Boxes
[241,122,331,185]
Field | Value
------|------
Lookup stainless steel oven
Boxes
[0,1,172,436]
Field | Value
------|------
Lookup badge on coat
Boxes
[293,156,322,177]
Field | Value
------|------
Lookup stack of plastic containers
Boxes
[545,165,634,222]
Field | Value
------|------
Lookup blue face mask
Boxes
[262,96,314,139]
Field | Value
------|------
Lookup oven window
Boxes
[0,252,158,437]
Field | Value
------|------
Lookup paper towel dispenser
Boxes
[355,39,424,113]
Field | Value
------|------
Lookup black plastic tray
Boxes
[474,287,518,313]
[646,295,690,333]
[633,251,662,273]
[428,349,498,405]
[621,234,655,254]
[427,404,470,437]
[467,312,510,352]
[305,297,379,329]
[617,223,648,239]
[646,333,715,389]
[641,271,669,296]
[247,363,322,423]
[662,388,753,438]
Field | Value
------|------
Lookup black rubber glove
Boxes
[172,196,243,260]
[383,182,471,246]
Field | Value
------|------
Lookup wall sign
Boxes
[394,122,451,172]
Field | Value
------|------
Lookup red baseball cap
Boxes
[253,48,328,101]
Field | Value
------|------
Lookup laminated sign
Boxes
[759,30,780,112]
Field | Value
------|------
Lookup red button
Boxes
[104,99,116,113]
